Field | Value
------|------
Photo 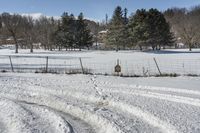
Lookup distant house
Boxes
[0,36,25,46]
[0,36,16,45]
[177,43,185,48]
[98,30,108,43]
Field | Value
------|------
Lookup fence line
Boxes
[0,55,200,76]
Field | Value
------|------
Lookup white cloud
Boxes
[21,13,61,20]
[21,13,43,19]
[5,12,98,22]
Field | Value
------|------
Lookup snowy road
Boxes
[0,73,200,133]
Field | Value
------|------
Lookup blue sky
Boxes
[0,0,200,21]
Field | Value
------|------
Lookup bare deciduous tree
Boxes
[1,13,23,53]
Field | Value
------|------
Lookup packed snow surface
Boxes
[0,73,200,133]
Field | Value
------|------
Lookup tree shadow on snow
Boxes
[144,50,200,54]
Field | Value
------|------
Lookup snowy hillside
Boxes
[0,73,200,133]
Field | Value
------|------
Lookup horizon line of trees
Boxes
[0,12,94,53]
[106,6,175,51]
[164,6,200,51]
[54,12,93,51]
[1,5,200,53]
[105,5,200,51]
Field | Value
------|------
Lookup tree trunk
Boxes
[30,43,33,53]
[123,44,126,50]
[50,45,53,51]
[13,36,18,53]
[189,43,192,51]
[152,46,155,51]
[139,45,142,51]
[96,39,98,50]
[116,44,119,52]
[189,46,192,51]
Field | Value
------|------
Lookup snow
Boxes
[1,48,200,132]
[0,48,200,75]
[0,72,200,133]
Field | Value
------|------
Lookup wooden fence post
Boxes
[153,58,162,76]
[9,56,14,72]
[79,58,84,74]
[46,56,48,73]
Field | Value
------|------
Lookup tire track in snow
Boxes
[22,82,178,133]
[0,97,73,133]
[0,91,123,133]
[0,75,179,133]
[90,76,178,133]
[103,84,200,97]
[19,102,73,133]
[20,101,94,133]
[102,88,200,107]
[0,97,33,133]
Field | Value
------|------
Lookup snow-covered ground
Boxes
[0,48,200,76]
[1,48,200,132]
[0,73,200,133]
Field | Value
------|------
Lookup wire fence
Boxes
[0,55,200,76]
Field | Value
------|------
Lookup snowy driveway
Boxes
[0,73,200,133]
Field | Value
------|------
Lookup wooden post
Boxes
[46,56,48,73]
[153,58,162,76]
[117,59,119,76]
[79,58,84,74]
[9,56,14,72]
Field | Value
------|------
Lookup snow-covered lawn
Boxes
[0,48,200,76]
[0,72,200,133]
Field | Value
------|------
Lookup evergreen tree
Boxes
[54,12,93,51]
[129,9,149,50]
[68,14,76,50]
[147,8,175,50]
[61,12,71,50]
[129,9,174,50]
[121,8,131,49]
[75,13,93,50]
[54,20,64,51]
[106,6,124,51]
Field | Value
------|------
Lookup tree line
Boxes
[164,6,200,51]
[106,6,175,51]
[54,12,93,51]
[0,12,94,53]
[106,5,200,51]
[1,5,200,53]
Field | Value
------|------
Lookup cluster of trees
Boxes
[0,13,58,53]
[53,12,93,51]
[0,12,94,53]
[106,6,175,51]
[1,5,200,53]
[164,6,200,51]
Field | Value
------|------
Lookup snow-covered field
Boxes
[0,73,200,133]
[0,48,200,76]
[1,48,200,132]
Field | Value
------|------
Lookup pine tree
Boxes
[129,9,149,50]
[61,12,72,50]
[121,8,131,49]
[75,13,93,50]
[68,14,76,50]
[106,6,124,51]
[129,9,174,50]
[147,9,175,50]
[54,20,64,51]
